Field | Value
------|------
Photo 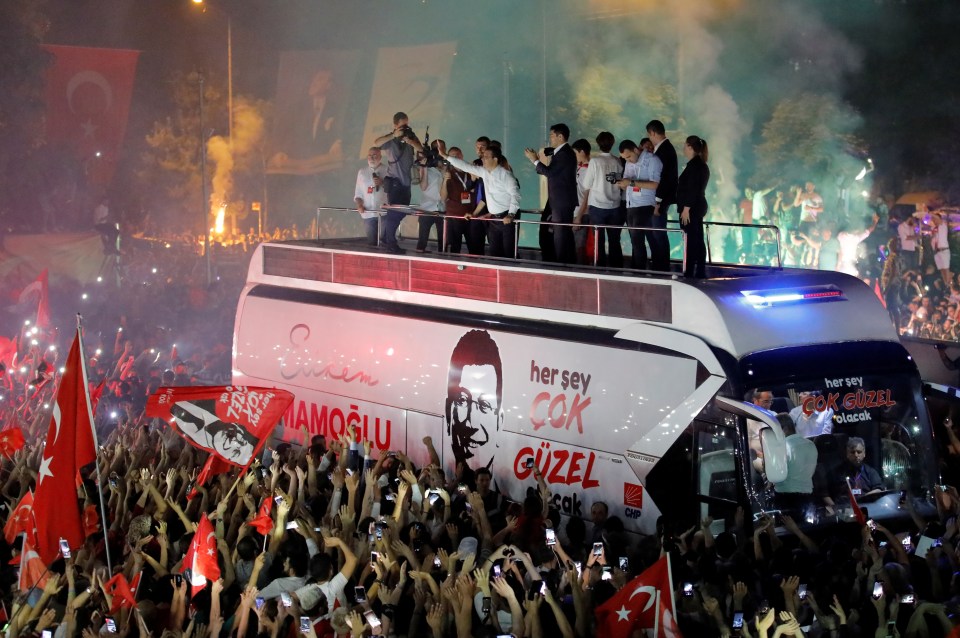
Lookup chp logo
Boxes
[624,482,643,520]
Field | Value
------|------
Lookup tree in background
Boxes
[137,70,270,239]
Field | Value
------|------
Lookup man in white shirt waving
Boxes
[437,140,520,258]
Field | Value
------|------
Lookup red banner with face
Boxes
[146,386,294,468]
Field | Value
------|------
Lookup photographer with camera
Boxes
[374,112,424,253]
[577,131,623,267]
[415,141,445,253]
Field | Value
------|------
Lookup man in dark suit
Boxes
[646,120,678,271]
[525,123,578,264]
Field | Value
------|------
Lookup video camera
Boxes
[395,125,418,141]
[416,126,447,169]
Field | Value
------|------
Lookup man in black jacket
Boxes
[525,123,578,264]
[646,120,678,271]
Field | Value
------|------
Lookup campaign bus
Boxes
[233,240,941,535]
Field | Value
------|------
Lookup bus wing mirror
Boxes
[715,396,789,483]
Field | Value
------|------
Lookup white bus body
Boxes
[234,242,939,534]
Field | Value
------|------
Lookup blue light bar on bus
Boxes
[740,285,845,308]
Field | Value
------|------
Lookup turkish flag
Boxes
[246,497,274,536]
[41,45,140,187]
[18,537,48,592]
[594,555,681,638]
[0,337,17,371]
[104,572,140,614]
[17,270,51,330]
[4,491,36,545]
[187,454,233,501]
[146,386,293,470]
[0,427,26,457]
[33,329,97,565]
[89,379,106,414]
[83,503,100,538]
[182,514,220,595]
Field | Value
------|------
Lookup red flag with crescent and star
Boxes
[104,572,140,614]
[4,491,36,545]
[594,554,681,638]
[246,497,274,536]
[41,45,140,187]
[182,514,220,595]
[32,329,97,565]
[0,427,26,458]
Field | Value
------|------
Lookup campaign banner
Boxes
[146,386,293,468]
[358,42,457,159]
[266,50,362,175]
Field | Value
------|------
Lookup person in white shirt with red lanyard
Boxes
[354,147,387,246]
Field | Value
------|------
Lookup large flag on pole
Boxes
[146,386,293,469]
[594,554,681,638]
[41,45,140,187]
[33,329,97,565]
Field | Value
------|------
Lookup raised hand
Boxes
[426,602,444,633]
[829,595,847,625]
[339,504,355,528]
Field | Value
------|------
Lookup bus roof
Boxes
[244,240,899,360]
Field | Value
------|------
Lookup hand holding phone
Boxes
[281,592,293,607]
[355,585,367,603]
[872,581,884,600]
[545,528,557,546]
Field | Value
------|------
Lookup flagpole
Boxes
[653,589,660,637]
[665,552,676,620]
[76,315,113,575]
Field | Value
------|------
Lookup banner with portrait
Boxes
[146,386,294,468]
[266,50,363,176]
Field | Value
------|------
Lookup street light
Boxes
[190,0,232,140]
[191,0,231,285]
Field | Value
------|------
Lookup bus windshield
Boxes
[744,372,936,526]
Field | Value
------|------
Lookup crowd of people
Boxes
[0,260,957,637]
[351,111,960,343]
[1,397,960,637]
[355,113,712,278]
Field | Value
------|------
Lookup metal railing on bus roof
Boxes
[312,206,783,272]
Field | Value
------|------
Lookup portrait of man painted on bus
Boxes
[445,329,503,472]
